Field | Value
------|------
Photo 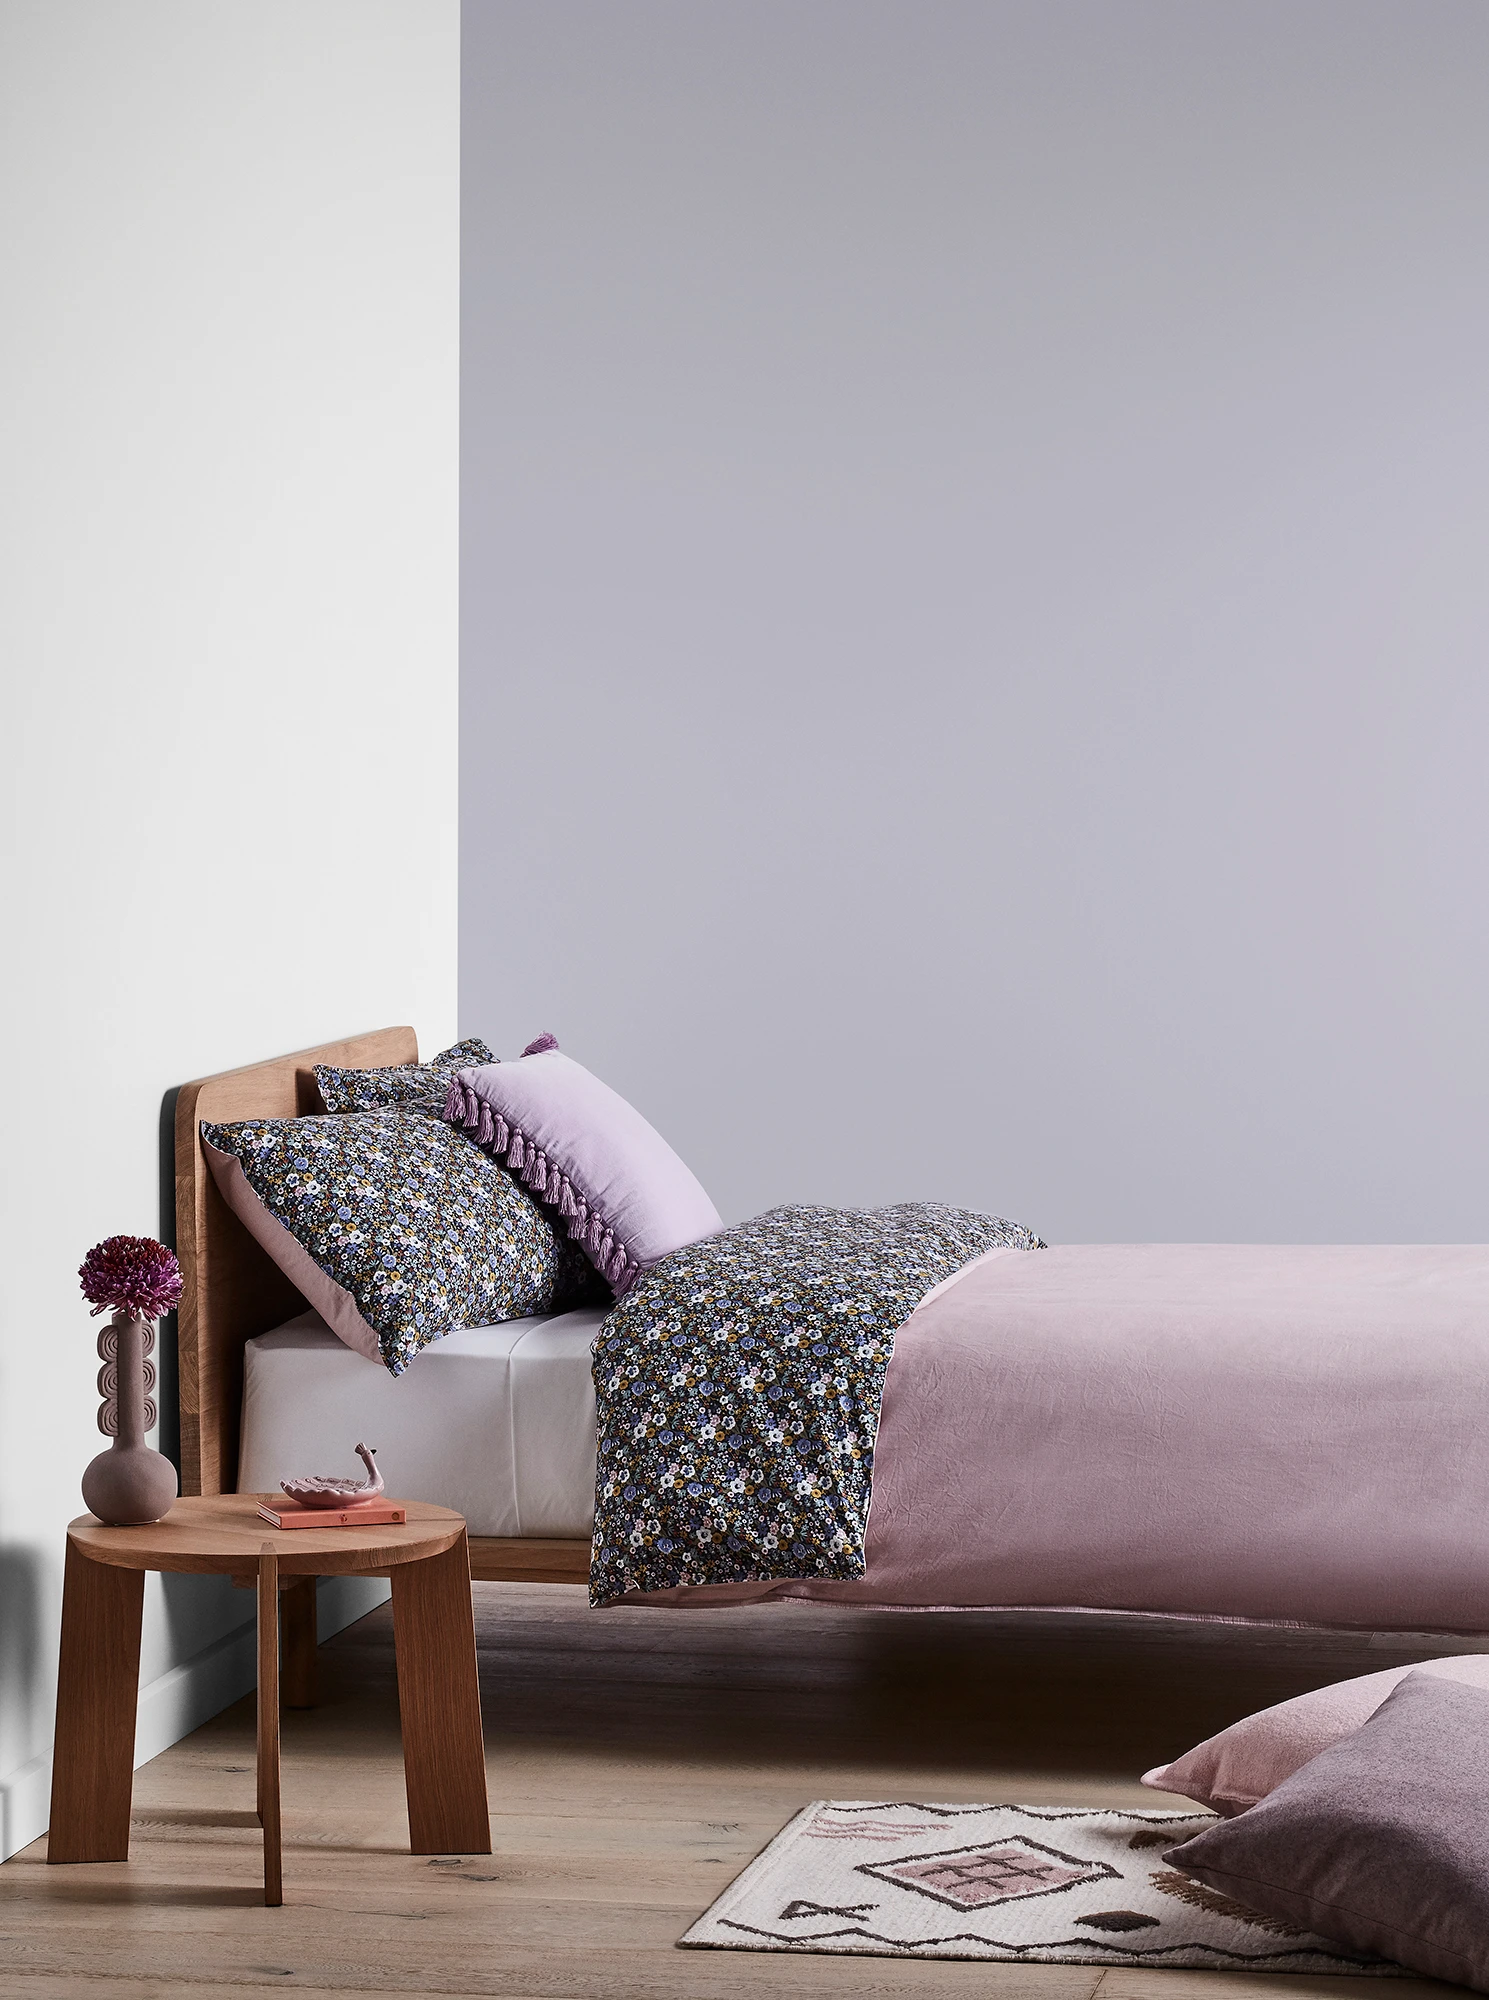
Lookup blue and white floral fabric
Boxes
[314,1038,496,1117]
[202,1108,600,1374]
[589,1203,1044,1606]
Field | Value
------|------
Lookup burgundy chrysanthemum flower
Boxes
[78,1234,183,1321]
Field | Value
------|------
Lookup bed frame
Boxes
[174,1028,591,1593]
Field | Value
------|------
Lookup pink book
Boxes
[257,1501,408,1530]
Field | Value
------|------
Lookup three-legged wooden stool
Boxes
[48,1496,491,1904]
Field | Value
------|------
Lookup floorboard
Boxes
[1,1585,1461,1996]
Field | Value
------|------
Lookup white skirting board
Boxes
[0,1573,389,1862]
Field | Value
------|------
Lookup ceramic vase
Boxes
[81,1311,178,1525]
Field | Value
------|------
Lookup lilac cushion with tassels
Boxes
[442,1037,723,1293]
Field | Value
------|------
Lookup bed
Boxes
[177,1029,1489,1638]
[175,1027,593,1586]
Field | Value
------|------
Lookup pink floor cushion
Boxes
[1163,1672,1489,1988]
[1143,1651,1489,1814]
[442,1036,723,1293]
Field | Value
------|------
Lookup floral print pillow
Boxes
[314,1038,496,1117]
[201,1106,600,1375]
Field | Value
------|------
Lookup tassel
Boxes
[477,1102,495,1145]
[443,1079,465,1123]
[526,1152,548,1194]
[507,1134,525,1170]
[522,1032,559,1056]
[556,1179,578,1220]
[493,1115,509,1151]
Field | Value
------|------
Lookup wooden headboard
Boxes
[173,1026,417,1496]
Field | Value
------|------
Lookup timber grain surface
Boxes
[2,1583,1456,1997]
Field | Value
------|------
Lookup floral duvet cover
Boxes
[588,1202,1044,1606]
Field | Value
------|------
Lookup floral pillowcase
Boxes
[314,1038,496,1118]
[201,1105,603,1376]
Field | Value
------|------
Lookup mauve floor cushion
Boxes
[1144,1653,1489,1814]
[1164,1672,1489,1990]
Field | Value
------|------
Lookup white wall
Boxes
[0,1,459,1860]
[461,1,1489,1245]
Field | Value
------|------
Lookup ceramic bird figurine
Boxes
[280,1443,385,1509]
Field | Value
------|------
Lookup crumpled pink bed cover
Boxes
[638,1242,1489,1632]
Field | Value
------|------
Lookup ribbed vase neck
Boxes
[113,1311,149,1449]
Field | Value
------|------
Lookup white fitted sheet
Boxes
[238,1307,604,1537]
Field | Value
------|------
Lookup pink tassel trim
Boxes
[441,1073,640,1293]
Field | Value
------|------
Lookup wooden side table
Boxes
[47,1495,491,1904]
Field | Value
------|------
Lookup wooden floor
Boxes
[1,1585,1457,1998]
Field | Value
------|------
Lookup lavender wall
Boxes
[461,0,1489,1242]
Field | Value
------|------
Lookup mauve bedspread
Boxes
[637,1243,1489,1632]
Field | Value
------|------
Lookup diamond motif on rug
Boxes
[859,1835,1115,1910]
[678,1803,1410,1971]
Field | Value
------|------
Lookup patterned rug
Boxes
[680,1802,1407,1971]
